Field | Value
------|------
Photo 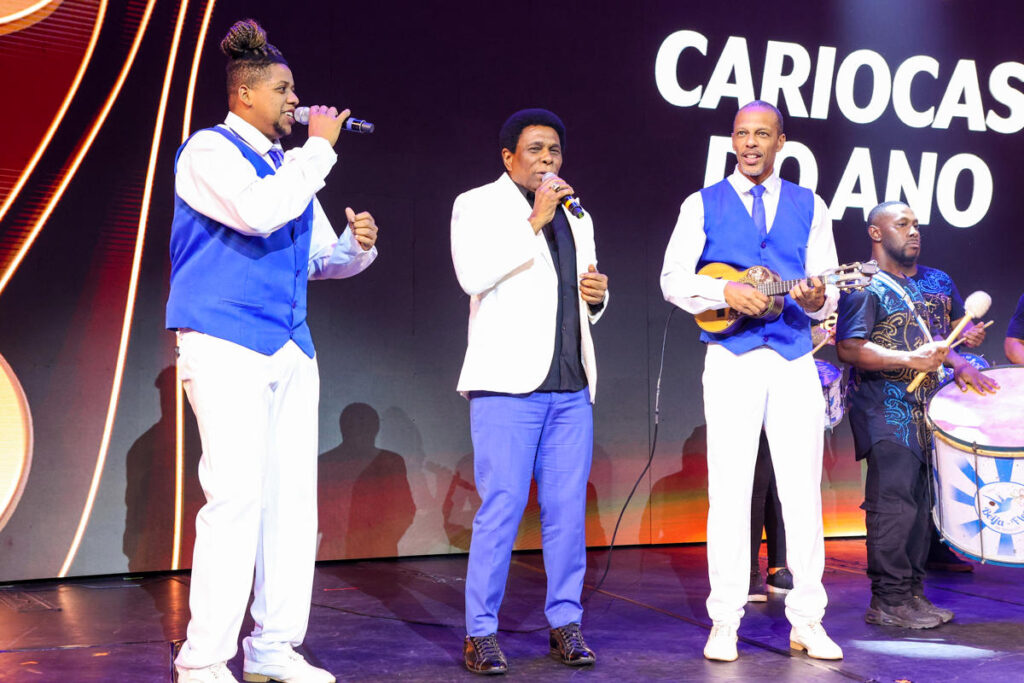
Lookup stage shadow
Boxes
[441,452,478,552]
[123,366,177,573]
[318,402,416,560]
[123,365,202,638]
[642,424,710,619]
[642,424,709,545]
[379,406,450,556]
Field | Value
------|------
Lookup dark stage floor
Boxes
[1,540,1022,681]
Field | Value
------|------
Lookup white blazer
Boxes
[451,173,607,401]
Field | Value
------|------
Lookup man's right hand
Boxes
[307,105,350,147]
[724,281,771,317]
[906,341,949,372]
[528,174,575,233]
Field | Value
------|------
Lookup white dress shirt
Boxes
[175,112,376,280]
[660,167,838,321]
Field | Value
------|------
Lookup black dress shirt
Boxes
[522,186,587,392]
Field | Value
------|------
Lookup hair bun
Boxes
[220,19,269,59]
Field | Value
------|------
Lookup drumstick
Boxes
[907,292,991,393]
[811,327,835,355]
[947,320,995,351]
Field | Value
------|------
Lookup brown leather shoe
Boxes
[549,623,595,666]
[463,634,508,675]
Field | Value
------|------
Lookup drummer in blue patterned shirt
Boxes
[894,241,990,572]
[835,201,998,630]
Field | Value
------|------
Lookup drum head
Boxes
[927,366,1024,456]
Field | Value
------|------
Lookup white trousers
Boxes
[703,344,828,627]
[174,332,320,670]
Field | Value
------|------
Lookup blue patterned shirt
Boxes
[836,265,963,461]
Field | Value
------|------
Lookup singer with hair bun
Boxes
[836,201,998,630]
[167,18,380,683]
[451,108,608,675]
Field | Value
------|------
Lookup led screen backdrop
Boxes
[0,0,1021,581]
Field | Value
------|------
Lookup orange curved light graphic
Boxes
[173,0,217,571]
[56,0,164,577]
[0,353,32,533]
[181,0,216,143]
[0,0,62,33]
[0,0,106,291]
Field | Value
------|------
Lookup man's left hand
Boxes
[579,264,608,304]
[953,362,1000,395]
[958,320,987,348]
[346,207,378,251]
[790,276,825,313]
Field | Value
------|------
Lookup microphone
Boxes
[293,107,375,134]
[542,172,584,219]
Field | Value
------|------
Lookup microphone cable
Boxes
[583,306,677,602]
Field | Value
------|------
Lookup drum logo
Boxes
[977,482,1024,535]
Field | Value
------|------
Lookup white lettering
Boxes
[829,147,878,220]
[655,30,709,107]
[703,135,734,187]
[665,33,1008,229]
[892,56,939,128]
[760,41,811,117]
[700,36,756,109]
[809,46,837,120]
[986,61,1024,134]
[835,50,892,124]
[884,151,938,224]
[776,141,819,192]
[935,153,993,228]
[933,60,987,131]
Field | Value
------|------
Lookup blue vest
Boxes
[165,126,316,357]
[697,178,814,361]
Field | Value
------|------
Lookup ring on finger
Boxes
[551,184,561,192]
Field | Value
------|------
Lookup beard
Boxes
[884,241,918,268]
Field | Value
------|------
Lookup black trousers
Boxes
[863,440,930,604]
[750,431,786,570]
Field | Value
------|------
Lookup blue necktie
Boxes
[750,183,767,241]
[268,147,284,169]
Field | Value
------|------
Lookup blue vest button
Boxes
[761,241,767,249]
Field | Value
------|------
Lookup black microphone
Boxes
[541,172,584,219]
[293,107,375,134]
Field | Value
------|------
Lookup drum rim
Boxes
[932,534,1024,567]
[927,365,1024,458]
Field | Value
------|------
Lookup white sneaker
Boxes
[175,662,238,682]
[242,649,336,683]
[703,622,738,662]
[790,622,843,660]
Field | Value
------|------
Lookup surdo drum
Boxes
[815,359,846,430]
[928,366,1024,566]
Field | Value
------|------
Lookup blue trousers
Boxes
[465,389,593,636]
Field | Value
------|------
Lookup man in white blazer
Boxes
[451,109,608,675]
